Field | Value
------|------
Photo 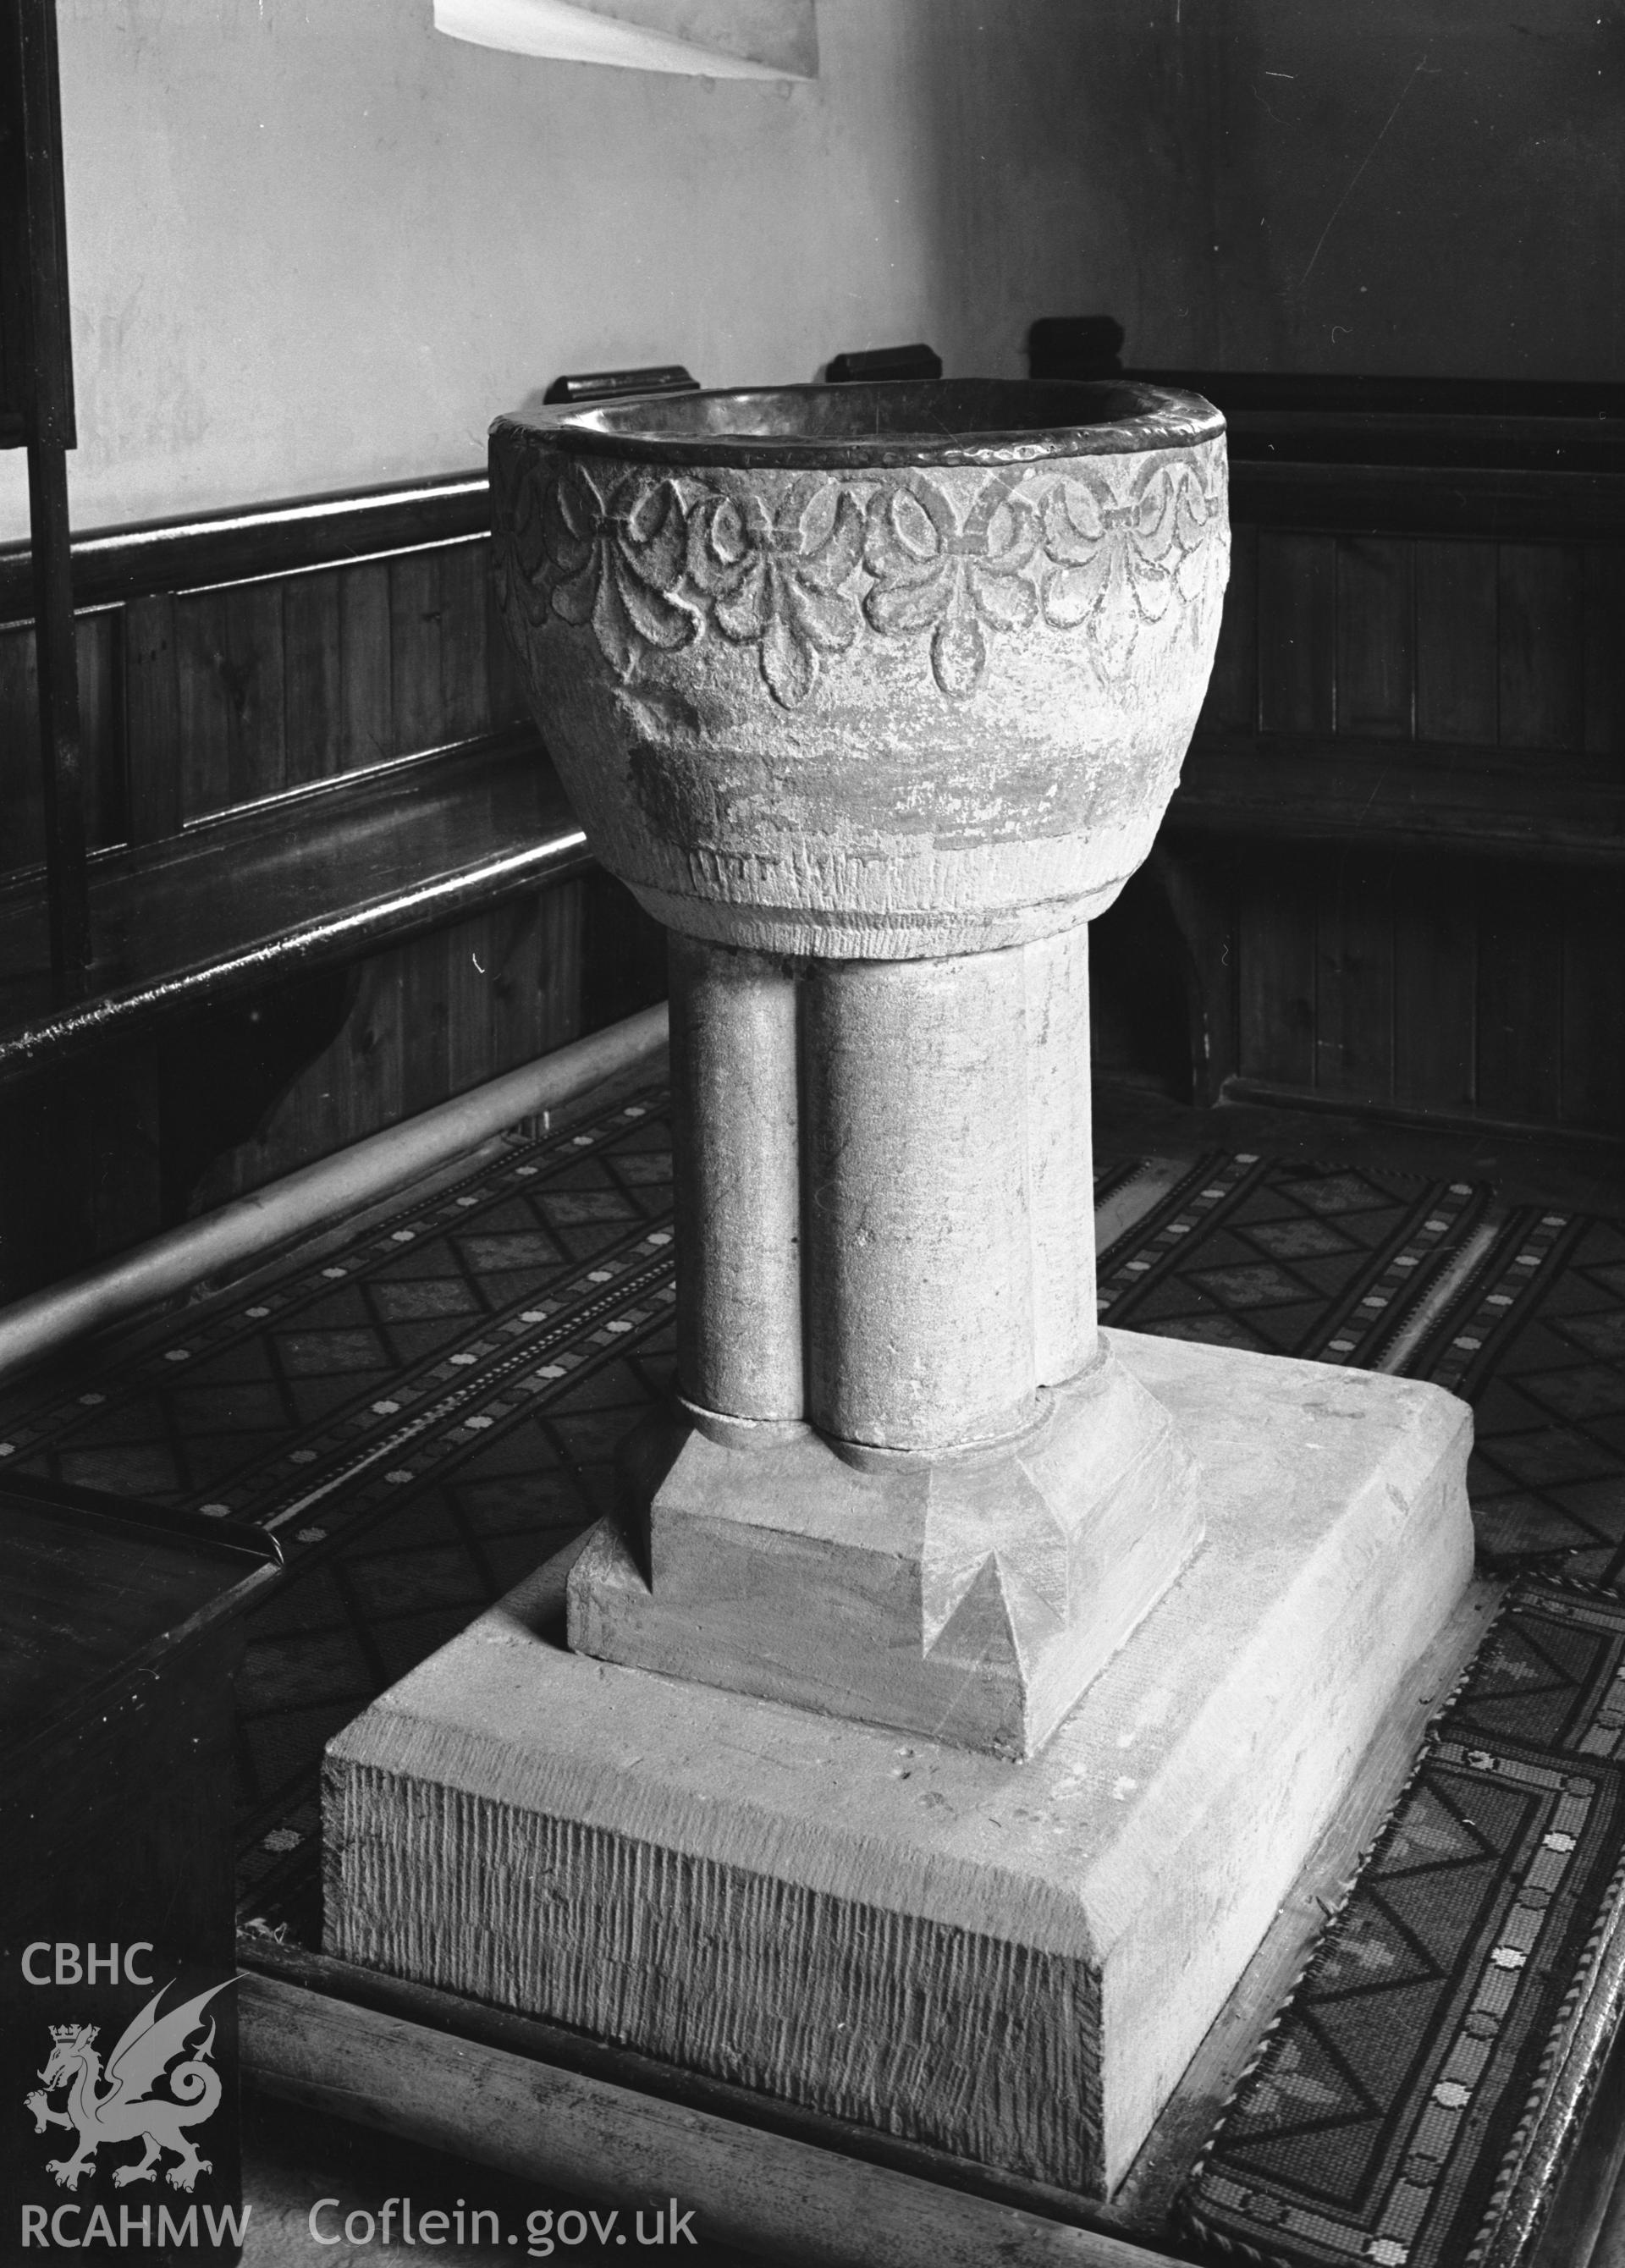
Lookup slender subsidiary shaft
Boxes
[669,934,803,1421]
[1022,919,1097,1390]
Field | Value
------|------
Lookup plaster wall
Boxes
[0,0,1119,540]
[2,0,1617,545]
[1137,0,1623,382]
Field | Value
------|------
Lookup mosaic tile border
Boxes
[1095,1151,1261,1311]
[1415,1210,1579,1399]
[0,1094,672,1476]
[1320,1180,1489,1369]
[1180,1578,1625,2268]
[1096,1156,1496,1373]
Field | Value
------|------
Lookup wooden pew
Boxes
[0,475,665,1298]
[1106,372,1625,1139]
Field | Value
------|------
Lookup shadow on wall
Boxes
[913,0,1621,382]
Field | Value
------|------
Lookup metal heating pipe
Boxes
[0,1003,669,1383]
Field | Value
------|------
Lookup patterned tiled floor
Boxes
[0,1090,680,1926]
[3,1080,1622,1950]
[1096,1153,1491,1369]
[1421,1212,1625,1590]
[1181,1573,1625,2268]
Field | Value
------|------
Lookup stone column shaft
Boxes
[669,934,802,1423]
[671,923,1098,1459]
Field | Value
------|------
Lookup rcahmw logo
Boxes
[17,1961,247,2248]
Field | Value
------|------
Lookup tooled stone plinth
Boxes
[326,1336,1475,2197]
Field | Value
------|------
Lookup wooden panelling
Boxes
[1314,850,1394,1100]
[1413,542,1499,746]
[1335,541,1411,740]
[1174,386,1622,1143]
[1203,533,1617,762]
[84,1042,163,1257]
[400,904,454,1120]
[1232,462,1625,543]
[1,526,510,873]
[1391,862,1476,1115]
[1149,844,1238,1107]
[1583,544,1625,762]
[281,568,345,786]
[154,966,355,1228]
[580,873,672,1038]
[75,607,124,845]
[0,730,589,1089]
[1116,370,1625,425]
[388,542,491,757]
[0,471,488,620]
[0,476,664,1294]
[1561,876,1625,1135]
[1257,532,1336,735]
[0,620,39,867]
[446,888,583,1098]
[1235,849,1317,1089]
[337,560,394,773]
[187,875,660,1218]
[1201,531,1619,763]
[124,592,184,845]
[1215,853,1622,1136]
[0,608,124,870]
[1497,544,1585,753]
[1170,736,1625,864]
[387,548,448,759]
[1202,521,1256,733]
[0,1041,161,1299]
[1475,868,1566,1124]
[436,541,493,746]
[177,580,289,819]
[485,564,532,735]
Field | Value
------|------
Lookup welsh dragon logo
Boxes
[25,1979,230,2193]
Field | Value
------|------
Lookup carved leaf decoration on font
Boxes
[686,478,864,709]
[541,462,697,681]
[862,474,1041,699]
[495,444,1226,704]
[1042,458,1227,681]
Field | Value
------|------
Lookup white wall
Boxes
[8,0,1616,548]
[2,0,1123,541]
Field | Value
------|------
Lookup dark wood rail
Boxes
[0,471,490,622]
[0,470,559,1073]
[0,727,589,1083]
[0,465,675,1299]
[1172,739,1625,865]
[1147,376,1625,865]
[1222,461,1625,542]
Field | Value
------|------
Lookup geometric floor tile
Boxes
[1180,1576,1625,2268]
[1414,1214,1625,1591]
[1097,1153,1494,1372]
[0,1084,680,1933]
[3,1072,1622,2259]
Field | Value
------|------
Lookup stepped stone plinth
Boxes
[326,378,1474,2194]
